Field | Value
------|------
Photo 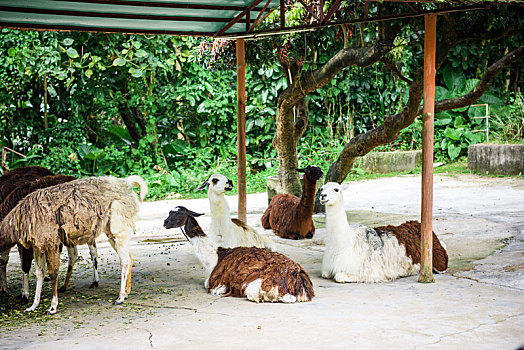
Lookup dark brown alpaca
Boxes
[261,165,323,240]
[0,174,77,302]
[0,166,54,202]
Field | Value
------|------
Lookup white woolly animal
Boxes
[319,182,419,283]
[197,174,274,250]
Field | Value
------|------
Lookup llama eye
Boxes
[212,178,219,184]
[334,188,339,192]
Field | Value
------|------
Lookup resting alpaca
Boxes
[0,175,147,314]
[164,206,314,303]
[319,182,448,283]
[196,174,274,250]
[261,165,323,240]
[0,174,101,302]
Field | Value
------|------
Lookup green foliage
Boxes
[1,5,521,200]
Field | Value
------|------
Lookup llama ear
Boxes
[196,179,208,191]
[188,209,204,217]
[296,168,306,173]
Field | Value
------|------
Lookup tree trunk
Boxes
[118,105,146,145]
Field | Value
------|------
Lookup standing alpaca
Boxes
[319,182,448,283]
[261,165,324,240]
[0,174,101,303]
[164,206,314,303]
[0,167,57,297]
[0,166,53,202]
[196,174,274,250]
[0,175,147,314]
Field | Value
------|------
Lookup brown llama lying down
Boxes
[0,166,53,202]
[261,165,323,240]
[0,174,88,302]
[164,206,314,303]
[0,175,147,314]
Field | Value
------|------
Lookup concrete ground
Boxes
[0,174,523,349]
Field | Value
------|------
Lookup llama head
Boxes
[318,182,343,206]
[163,206,206,238]
[297,165,324,182]
[196,174,233,194]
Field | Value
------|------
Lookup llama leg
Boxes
[107,200,134,304]
[25,251,45,312]
[59,246,77,292]
[125,252,133,295]
[88,243,99,288]
[108,236,132,304]
[19,246,33,304]
[45,250,60,315]
[0,249,8,294]
[244,279,263,302]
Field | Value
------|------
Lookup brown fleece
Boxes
[261,175,317,240]
[374,220,448,272]
[208,246,314,302]
[0,166,54,202]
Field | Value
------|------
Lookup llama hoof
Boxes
[334,272,354,283]
[280,294,297,303]
[305,232,313,239]
[25,306,36,312]
[211,285,227,296]
[46,309,57,315]
[58,286,67,293]
[292,233,300,240]
[89,281,99,289]
[19,295,29,304]
[113,299,124,305]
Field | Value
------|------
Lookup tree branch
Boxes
[277,18,403,116]
[428,45,524,114]
[381,57,412,84]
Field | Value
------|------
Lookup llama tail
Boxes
[260,206,271,229]
[294,270,315,302]
[125,175,148,201]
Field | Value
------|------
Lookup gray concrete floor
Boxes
[1,174,523,349]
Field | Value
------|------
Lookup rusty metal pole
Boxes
[236,38,247,223]
[419,14,437,283]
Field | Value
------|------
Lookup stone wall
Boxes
[362,150,422,174]
[468,144,524,175]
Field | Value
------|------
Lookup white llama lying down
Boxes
[163,206,314,303]
[319,182,448,283]
[196,174,275,250]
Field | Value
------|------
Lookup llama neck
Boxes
[208,190,232,240]
[325,197,355,245]
[298,176,316,215]
[188,236,218,274]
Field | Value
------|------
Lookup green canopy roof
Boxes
[0,0,281,36]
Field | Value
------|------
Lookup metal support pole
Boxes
[236,38,247,223]
[419,13,437,283]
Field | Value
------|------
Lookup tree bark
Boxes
[118,105,146,145]
[274,14,401,196]
[314,39,523,212]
